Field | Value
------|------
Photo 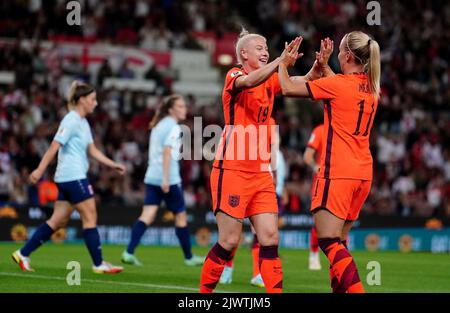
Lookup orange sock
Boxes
[338,239,364,293]
[199,243,233,293]
[329,265,346,293]
[318,237,364,293]
[347,281,365,293]
[329,239,349,293]
[259,245,283,293]
[251,235,260,277]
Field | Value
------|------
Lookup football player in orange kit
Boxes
[219,117,286,288]
[199,30,322,293]
[278,32,381,293]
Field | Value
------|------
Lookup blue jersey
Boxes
[144,116,182,186]
[54,110,93,183]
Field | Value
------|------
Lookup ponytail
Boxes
[367,39,381,98]
[149,94,182,129]
[344,31,381,97]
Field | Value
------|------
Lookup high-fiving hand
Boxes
[315,37,334,67]
[280,36,304,67]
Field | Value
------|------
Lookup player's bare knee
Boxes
[219,235,240,251]
[139,213,154,225]
[58,217,70,229]
[258,230,279,246]
[80,211,97,228]
[174,213,187,228]
[317,230,341,239]
[52,212,72,229]
[140,206,158,225]
[47,218,62,231]
[82,221,97,229]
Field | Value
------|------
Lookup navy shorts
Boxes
[56,179,94,205]
[144,184,185,214]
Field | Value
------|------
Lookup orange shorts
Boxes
[210,167,278,219]
[311,177,372,221]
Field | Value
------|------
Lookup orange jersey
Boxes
[307,124,324,164]
[213,67,281,172]
[306,73,378,180]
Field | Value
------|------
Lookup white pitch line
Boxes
[0,272,239,293]
[3,271,439,293]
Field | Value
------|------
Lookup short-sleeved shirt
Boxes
[144,116,182,186]
[307,124,324,164]
[213,67,282,172]
[54,110,93,183]
[306,73,378,180]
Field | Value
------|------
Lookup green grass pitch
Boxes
[1,243,449,293]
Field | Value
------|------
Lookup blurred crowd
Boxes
[0,0,228,50]
[0,0,449,218]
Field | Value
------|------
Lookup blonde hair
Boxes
[343,31,381,97]
[149,94,183,129]
[235,27,267,65]
[67,80,95,110]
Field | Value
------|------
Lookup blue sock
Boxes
[127,220,147,254]
[20,223,54,257]
[83,228,103,267]
[175,226,192,260]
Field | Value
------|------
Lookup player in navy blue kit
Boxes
[12,81,125,274]
[122,95,204,266]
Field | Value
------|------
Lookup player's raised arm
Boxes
[289,37,325,83]
[290,61,322,83]
[234,57,281,91]
[233,31,302,91]
[278,41,311,97]
[289,37,335,86]
[278,36,336,97]
[315,37,335,77]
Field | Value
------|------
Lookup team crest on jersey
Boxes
[230,71,243,78]
[228,194,240,207]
